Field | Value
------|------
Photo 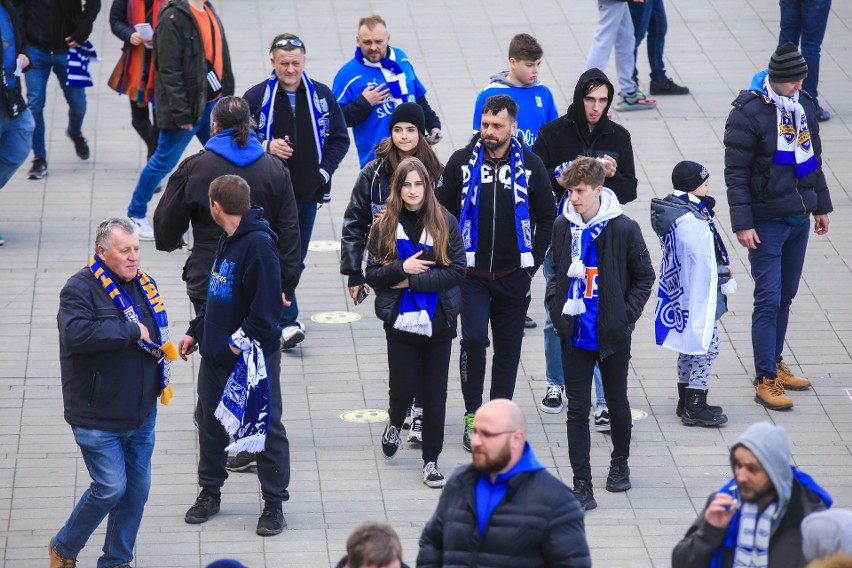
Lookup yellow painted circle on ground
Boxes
[340,409,389,423]
[308,240,340,252]
[631,408,648,421]
[310,311,361,324]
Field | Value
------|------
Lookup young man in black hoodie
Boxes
[437,94,556,452]
[532,68,638,422]
[178,175,291,537]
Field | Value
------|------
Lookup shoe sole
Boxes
[594,424,611,432]
[425,479,445,488]
[138,234,155,242]
[462,441,471,452]
[606,482,631,493]
[281,330,305,350]
[780,383,810,391]
[185,504,220,524]
[582,499,598,511]
[28,172,47,180]
[614,103,656,112]
[225,462,257,472]
[754,394,793,410]
[540,403,563,414]
[524,322,537,329]
[256,522,287,536]
[681,415,729,427]
[408,434,422,444]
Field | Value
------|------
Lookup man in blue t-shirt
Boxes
[333,14,442,167]
[471,33,558,148]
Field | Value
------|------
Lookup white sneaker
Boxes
[280,324,305,350]
[423,461,445,488]
[408,412,423,444]
[402,404,415,430]
[129,216,154,241]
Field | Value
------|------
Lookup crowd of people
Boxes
[1,0,844,566]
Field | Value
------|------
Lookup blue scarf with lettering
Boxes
[354,46,414,105]
[393,224,439,336]
[215,329,270,453]
[88,255,176,403]
[459,137,533,269]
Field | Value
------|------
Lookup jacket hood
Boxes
[204,129,265,167]
[650,194,696,236]
[229,207,277,243]
[495,442,545,482]
[802,509,852,562]
[564,186,623,226]
[749,69,769,91]
[487,70,542,88]
[568,68,615,126]
[731,422,794,514]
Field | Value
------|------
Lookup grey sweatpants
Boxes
[585,0,638,95]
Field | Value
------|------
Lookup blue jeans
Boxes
[54,410,156,568]
[281,201,318,327]
[0,107,34,188]
[544,250,606,405]
[630,0,669,82]
[24,46,87,159]
[779,0,832,108]
[749,219,809,379]
[126,101,214,219]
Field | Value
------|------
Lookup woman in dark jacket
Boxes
[109,0,164,160]
[365,157,465,488]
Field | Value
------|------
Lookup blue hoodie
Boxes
[204,129,266,167]
[472,71,558,148]
[749,69,769,91]
[475,442,545,536]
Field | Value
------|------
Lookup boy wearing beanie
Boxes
[651,161,735,426]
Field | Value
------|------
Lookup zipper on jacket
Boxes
[88,372,100,406]
[489,164,497,273]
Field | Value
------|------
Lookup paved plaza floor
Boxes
[1,0,851,566]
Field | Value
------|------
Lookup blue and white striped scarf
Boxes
[394,224,439,336]
[459,137,533,269]
[257,71,329,163]
[215,329,270,453]
[761,76,818,179]
[66,41,99,88]
[354,46,413,106]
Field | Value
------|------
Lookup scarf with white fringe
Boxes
[393,224,438,336]
[215,329,270,453]
[761,75,818,179]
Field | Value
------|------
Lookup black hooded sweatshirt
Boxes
[533,68,638,205]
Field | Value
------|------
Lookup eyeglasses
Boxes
[275,38,304,49]
[471,428,516,439]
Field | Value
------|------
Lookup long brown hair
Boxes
[374,130,443,186]
[368,157,452,267]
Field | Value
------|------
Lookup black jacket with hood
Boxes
[186,208,283,366]
[153,129,301,301]
[437,134,556,276]
[533,68,638,205]
[16,0,101,54]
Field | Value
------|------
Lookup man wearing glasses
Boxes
[417,399,592,567]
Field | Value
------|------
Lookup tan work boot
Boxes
[49,537,77,568]
[755,376,793,410]
[777,361,811,390]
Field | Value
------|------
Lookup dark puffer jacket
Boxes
[533,67,638,205]
[546,213,655,359]
[153,0,234,129]
[417,463,591,568]
[724,89,832,232]
[365,208,466,341]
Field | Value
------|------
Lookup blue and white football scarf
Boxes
[459,137,533,268]
[354,46,414,106]
[67,41,99,88]
[88,255,176,403]
[215,329,270,453]
[257,71,329,164]
[761,76,818,179]
[394,224,439,336]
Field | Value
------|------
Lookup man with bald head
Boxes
[418,400,591,567]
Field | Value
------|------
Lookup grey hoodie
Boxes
[802,509,852,562]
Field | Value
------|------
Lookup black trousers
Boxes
[459,269,531,413]
[196,349,291,502]
[129,99,158,160]
[562,343,632,485]
[386,333,451,463]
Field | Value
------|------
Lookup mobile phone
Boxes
[419,248,436,262]
[356,285,370,305]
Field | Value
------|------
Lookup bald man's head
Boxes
[471,399,527,478]
[477,399,526,433]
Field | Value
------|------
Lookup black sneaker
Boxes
[28,157,47,180]
[67,130,90,160]
[815,106,831,122]
[594,408,611,432]
[225,451,257,472]
[540,384,564,414]
[462,412,475,452]
[185,491,220,524]
[606,457,631,492]
[381,422,400,459]
[649,78,690,95]
[423,461,445,488]
[573,479,597,511]
[256,501,286,536]
[524,315,537,329]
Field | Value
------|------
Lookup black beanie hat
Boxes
[388,102,426,135]
[672,161,710,193]
[768,42,808,83]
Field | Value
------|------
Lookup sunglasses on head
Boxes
[275,38,304,49]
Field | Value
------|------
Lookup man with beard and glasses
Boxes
[417,399,591,568]
[672,422,832,568]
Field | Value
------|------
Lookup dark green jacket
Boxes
[153,0,234,129]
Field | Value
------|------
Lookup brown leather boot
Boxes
[49,537,77,568]
[777,361,811,390]
[755,376,793,410]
